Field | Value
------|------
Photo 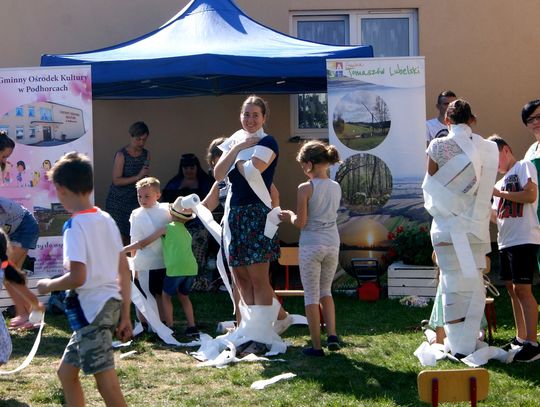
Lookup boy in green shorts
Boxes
[37,152,132,406]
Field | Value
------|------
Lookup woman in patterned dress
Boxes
[213,95,280,309]
[105,121,151,244]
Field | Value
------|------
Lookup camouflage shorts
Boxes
[62,298,121,375]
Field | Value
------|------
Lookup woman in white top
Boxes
[424,99,498,357]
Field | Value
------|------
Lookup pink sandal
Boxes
[16,321,37,331]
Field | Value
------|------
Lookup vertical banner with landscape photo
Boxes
[326,57,427,288]
[0,66,92,277]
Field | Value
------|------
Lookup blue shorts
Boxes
[10,211,39,250]
[163,275,194,296]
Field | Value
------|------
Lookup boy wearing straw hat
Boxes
[126,196,199,336]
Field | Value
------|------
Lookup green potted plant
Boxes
[385,224,437,299]
[387,224,433,266]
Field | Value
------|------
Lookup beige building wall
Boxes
[1,0,539,242]
[1,102,85,144]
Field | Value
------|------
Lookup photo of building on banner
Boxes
[326,57,429,289]
[0,66,93,278]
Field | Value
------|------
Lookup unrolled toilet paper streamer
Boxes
[414,339,511,367]
[130,277,182,346]
[251,372,297,390]
[181,192,280,241]
[181,194,222,243]
[0,311,45,375]
[192,299,288,368]
[180,194,235,306]
[127,260,183,346]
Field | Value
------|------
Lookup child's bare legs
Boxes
[513,283,538,342]
[6,246,31,318]
[94,368,128,407]
[161,292,174,327]
[154,293,165,322]
[57,361,84,407]
[5,284,31,318]
[305,303,322,349]
[320,295,336,337]
[8,245,28,270]
[506,282,526,339]
[178,293,195,327]
[435,327,446,344]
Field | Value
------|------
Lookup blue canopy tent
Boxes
[40,0,373,99]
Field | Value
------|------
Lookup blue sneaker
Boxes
[302,347,325,357]
[514,343,540,363]
[327,335,341,351]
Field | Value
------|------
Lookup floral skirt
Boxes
[227,203,280,267]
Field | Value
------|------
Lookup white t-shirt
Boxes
[426,118,448,143]
[129,203,171,270]
[492,160,540,249]
[63,207,123,323]
[525,141,540,161]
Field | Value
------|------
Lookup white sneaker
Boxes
[274,313,294,335]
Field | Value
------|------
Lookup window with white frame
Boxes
[291,9,418,139]
[15,126,24,140]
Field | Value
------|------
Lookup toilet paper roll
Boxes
[181,194,200,209]
[29,310,43,325]
[264,207,281,238]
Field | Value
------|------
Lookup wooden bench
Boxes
[275,247,323,328]
[275,247,303,300]
[274,289,304,298]
[0,276,50,309]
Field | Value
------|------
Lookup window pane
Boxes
[296,19,346,132]
[16,126,24,139]
[361,18,409,57]
[297,21,347,45]
[298,93,328,129]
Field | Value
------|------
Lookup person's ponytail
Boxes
[1,260,26,285]
[0,230,26,285]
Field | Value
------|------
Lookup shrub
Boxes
[387,224,433,266]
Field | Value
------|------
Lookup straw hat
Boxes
[169,196,196,220]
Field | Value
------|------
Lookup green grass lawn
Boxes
[337,123,388,151]
[2,288,540,406]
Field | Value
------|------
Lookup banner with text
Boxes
[0,66,93,277]
[326,57,427,285]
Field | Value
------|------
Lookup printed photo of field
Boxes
[332,90,391,151]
